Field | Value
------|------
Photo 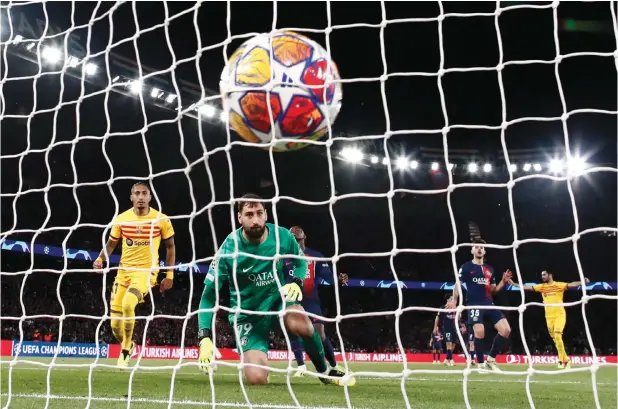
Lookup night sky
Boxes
[0,1,616,284]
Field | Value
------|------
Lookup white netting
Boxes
[1,1,617,409]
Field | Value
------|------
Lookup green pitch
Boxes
[1,358,616,409]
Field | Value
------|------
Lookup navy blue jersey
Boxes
[438,307,457,331]
[431,333,442,349]
[284,247,332,303]
[458,261,496,306]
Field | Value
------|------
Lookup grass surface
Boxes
[1,358,616,409]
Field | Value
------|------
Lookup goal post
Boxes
[1,1,617,409]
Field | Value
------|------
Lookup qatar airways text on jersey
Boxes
[458,261,496,305]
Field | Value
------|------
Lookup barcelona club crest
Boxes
[136,225,143,235]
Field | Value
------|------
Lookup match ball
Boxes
[220,32,342,152]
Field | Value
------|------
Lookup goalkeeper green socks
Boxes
[300,330,327,373]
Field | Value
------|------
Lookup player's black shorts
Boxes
[467,324,474,342]
[443,330,460,343]
[467,306,505,326]
[302,301,323,325]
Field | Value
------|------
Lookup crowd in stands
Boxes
[1,264,615,357]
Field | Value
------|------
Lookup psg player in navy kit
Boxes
[448,239,512,371]
[434,295,466,366]
[284,226,345,376]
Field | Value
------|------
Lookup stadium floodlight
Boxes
[219,110,228,122]
[12,34,23,43]
[523,163,532,172]
[84,62,97,76]
[483,163,492,173]
[198,104,216,118]
[533,163,542,172]
[409,160,418,169]
[396,157,408,169]
[430,162,439,171]
[26,42,34,51]
[41,46,62,64]
[467,162,478,173]
[509,164,517,172]
[340,147,363,163]
[129,80,143,94]
[382,157,390,165]
[447,163,454,171]
[549,158,564,173]
[150,87,161,98]
[165,94,177,104]
[567,156,587,176]
[66,56,79,68]
[370,155,378,164]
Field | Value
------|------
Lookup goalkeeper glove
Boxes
[197,329,221,374]
[280,277,303,302]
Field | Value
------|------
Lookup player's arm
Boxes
[490,268,511,295]
[159,217,176,292]
[450,267,465,307]
[198,252,229,334]
[289,233,308,282]
[508,279,535,291]
[159,237,176,292]
[197,248,228,370]
[567,278,590,288]
[93,219,121,269]
[280,230,308,301]
[315,251,346,284]
[433,313,440,334]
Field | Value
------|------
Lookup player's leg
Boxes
[469,309,486,366]
[486,311,511,371]
[550,315,569,368]
[445,339,454,366]
[119,287,140,363]
[468,325,476,363]
[110,280,127,344]
[283,305,326,371]
[243,350,270,385]
[283,304,355,386]
[313,320,338,369]
[118,272,152,367]
[234,320,271,385]
[290,336,307,376]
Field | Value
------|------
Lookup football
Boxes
[220,32,342,152]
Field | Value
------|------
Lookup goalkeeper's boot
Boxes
[484,357,501,372]
[117,342,135,369]
[319,368,356,387]
[293,364,307,377]
[557,361,564,369]
[563,360,571,370]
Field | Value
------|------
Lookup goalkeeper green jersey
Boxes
[198,223,308,330]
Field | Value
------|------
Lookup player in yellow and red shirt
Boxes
[93,182,176,368]
[509,270,589,369]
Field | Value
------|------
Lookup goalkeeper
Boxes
[197,194,355,387]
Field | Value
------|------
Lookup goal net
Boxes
[1,1,617,409]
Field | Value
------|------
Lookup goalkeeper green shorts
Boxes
[230,297,300,355]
